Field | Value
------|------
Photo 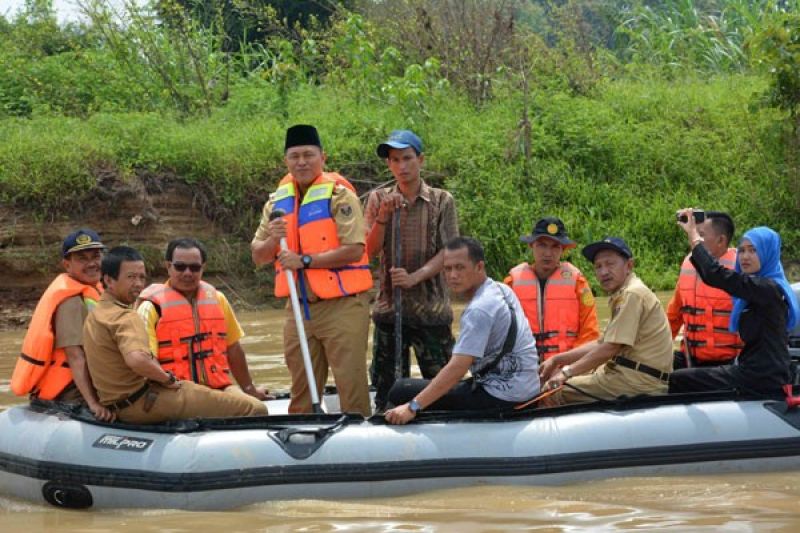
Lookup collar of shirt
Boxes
[100,291,134,309]
[392,179,431,204]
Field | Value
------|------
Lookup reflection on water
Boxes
[2,294,800,529]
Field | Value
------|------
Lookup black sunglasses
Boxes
[171,262,203,273]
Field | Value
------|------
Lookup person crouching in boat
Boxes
[669,209,800,399]
[83,246,267,424]
[539,237,673,405]
[384,237,540,425]
[136,237,270,401]
[10,229,114,422]
[505,216,600,361]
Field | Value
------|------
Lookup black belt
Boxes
[109,383,150,411]
[610,355,670,382]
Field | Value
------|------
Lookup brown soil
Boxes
[0,168,279,331]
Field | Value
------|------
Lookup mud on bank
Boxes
[0,167,280,330]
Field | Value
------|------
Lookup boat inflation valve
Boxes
[268,415,348,459]
[42,481,93,509]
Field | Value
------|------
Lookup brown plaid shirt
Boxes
[365,181,459,326]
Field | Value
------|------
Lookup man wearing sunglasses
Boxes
[136,238,269,401]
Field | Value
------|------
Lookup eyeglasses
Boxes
[171,262,203,273]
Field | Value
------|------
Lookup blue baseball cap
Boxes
[62,228,106,258]
[376,130,423,158]
[582,237,633,263]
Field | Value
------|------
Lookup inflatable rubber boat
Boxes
[1,390,800,511]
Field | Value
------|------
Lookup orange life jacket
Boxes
[272,172,372,299]
[11,273,101,399]
[678,248,743,362]
[138,281,232,389]
[510,262,581,360]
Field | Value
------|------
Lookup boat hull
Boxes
[1,396,799,510]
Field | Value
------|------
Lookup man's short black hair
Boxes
[705,211,735,245]
[165,237,208,263]
[445,236,485,264]
[102,246,144,283]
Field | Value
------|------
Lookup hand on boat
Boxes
[243,384,273,401]
[384,403,416,425]
[89,402,116,423]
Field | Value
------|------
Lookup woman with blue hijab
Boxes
[670,208,800,398]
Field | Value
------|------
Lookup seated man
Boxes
[506,216,599,360]
[83,246,267,424]
[11,229,113,421]
[384,237,539,425]
[539,237,673,404]
[137,237,269,400]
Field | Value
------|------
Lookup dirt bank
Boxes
[0,168,279,330]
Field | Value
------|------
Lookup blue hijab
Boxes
[729,226,799,332]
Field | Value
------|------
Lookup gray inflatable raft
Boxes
[1,392,800,510]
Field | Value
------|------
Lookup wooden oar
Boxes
[514,385,563,410]
[393,207,403,380]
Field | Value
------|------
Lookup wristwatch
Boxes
[301,254,313,268]
[561,365,573,380]
[408,398,422,414]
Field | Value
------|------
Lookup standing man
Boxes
[137,238,269,400]
[666,211,742,369]
[506,217,599,360]
[384,237,539,425]
[83,246,267,424]
[365,129,459,412]
[539,237,673,404]
[11,229,113,421]
[251,124,372,416]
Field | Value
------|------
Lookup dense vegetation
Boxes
[2,0,800,289]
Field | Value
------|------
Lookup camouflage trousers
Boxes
[370,321,454,411]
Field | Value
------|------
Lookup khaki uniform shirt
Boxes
[83,292,151,405]
[54,295,89,348]
[365,181,458,326]
[592,273,673,394]
[252,179,366,302]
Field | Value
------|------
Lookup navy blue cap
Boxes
[582,237,633,263]
[377,130,423,158]
[521,216,576,248]
[62,228,105,258]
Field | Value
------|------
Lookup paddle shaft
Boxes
[270,209,323,414]
[393,208,403,379]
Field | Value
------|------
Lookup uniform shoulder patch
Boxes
[581,289,595,306]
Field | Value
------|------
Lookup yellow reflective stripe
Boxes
[301,183,335,205]
[274,182,295,201]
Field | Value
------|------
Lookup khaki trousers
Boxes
[116,381,267,424]
[283,292,371,416]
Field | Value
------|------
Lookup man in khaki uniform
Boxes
[539,237,672,404]
[251,124,372,416]
[83,246,267,424]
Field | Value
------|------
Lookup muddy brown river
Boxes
[1,296,800,530]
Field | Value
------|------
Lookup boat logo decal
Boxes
[92,434,154,452]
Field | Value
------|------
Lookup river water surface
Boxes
[1,296,799,531]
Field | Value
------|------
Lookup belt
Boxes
[109,383,150,411]
[610,355,670,382]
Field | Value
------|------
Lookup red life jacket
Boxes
[510,262,580,360]
[11,273,101,399]
[272,172,372,299]
[678,248,743,362]
[138,281,232,389]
